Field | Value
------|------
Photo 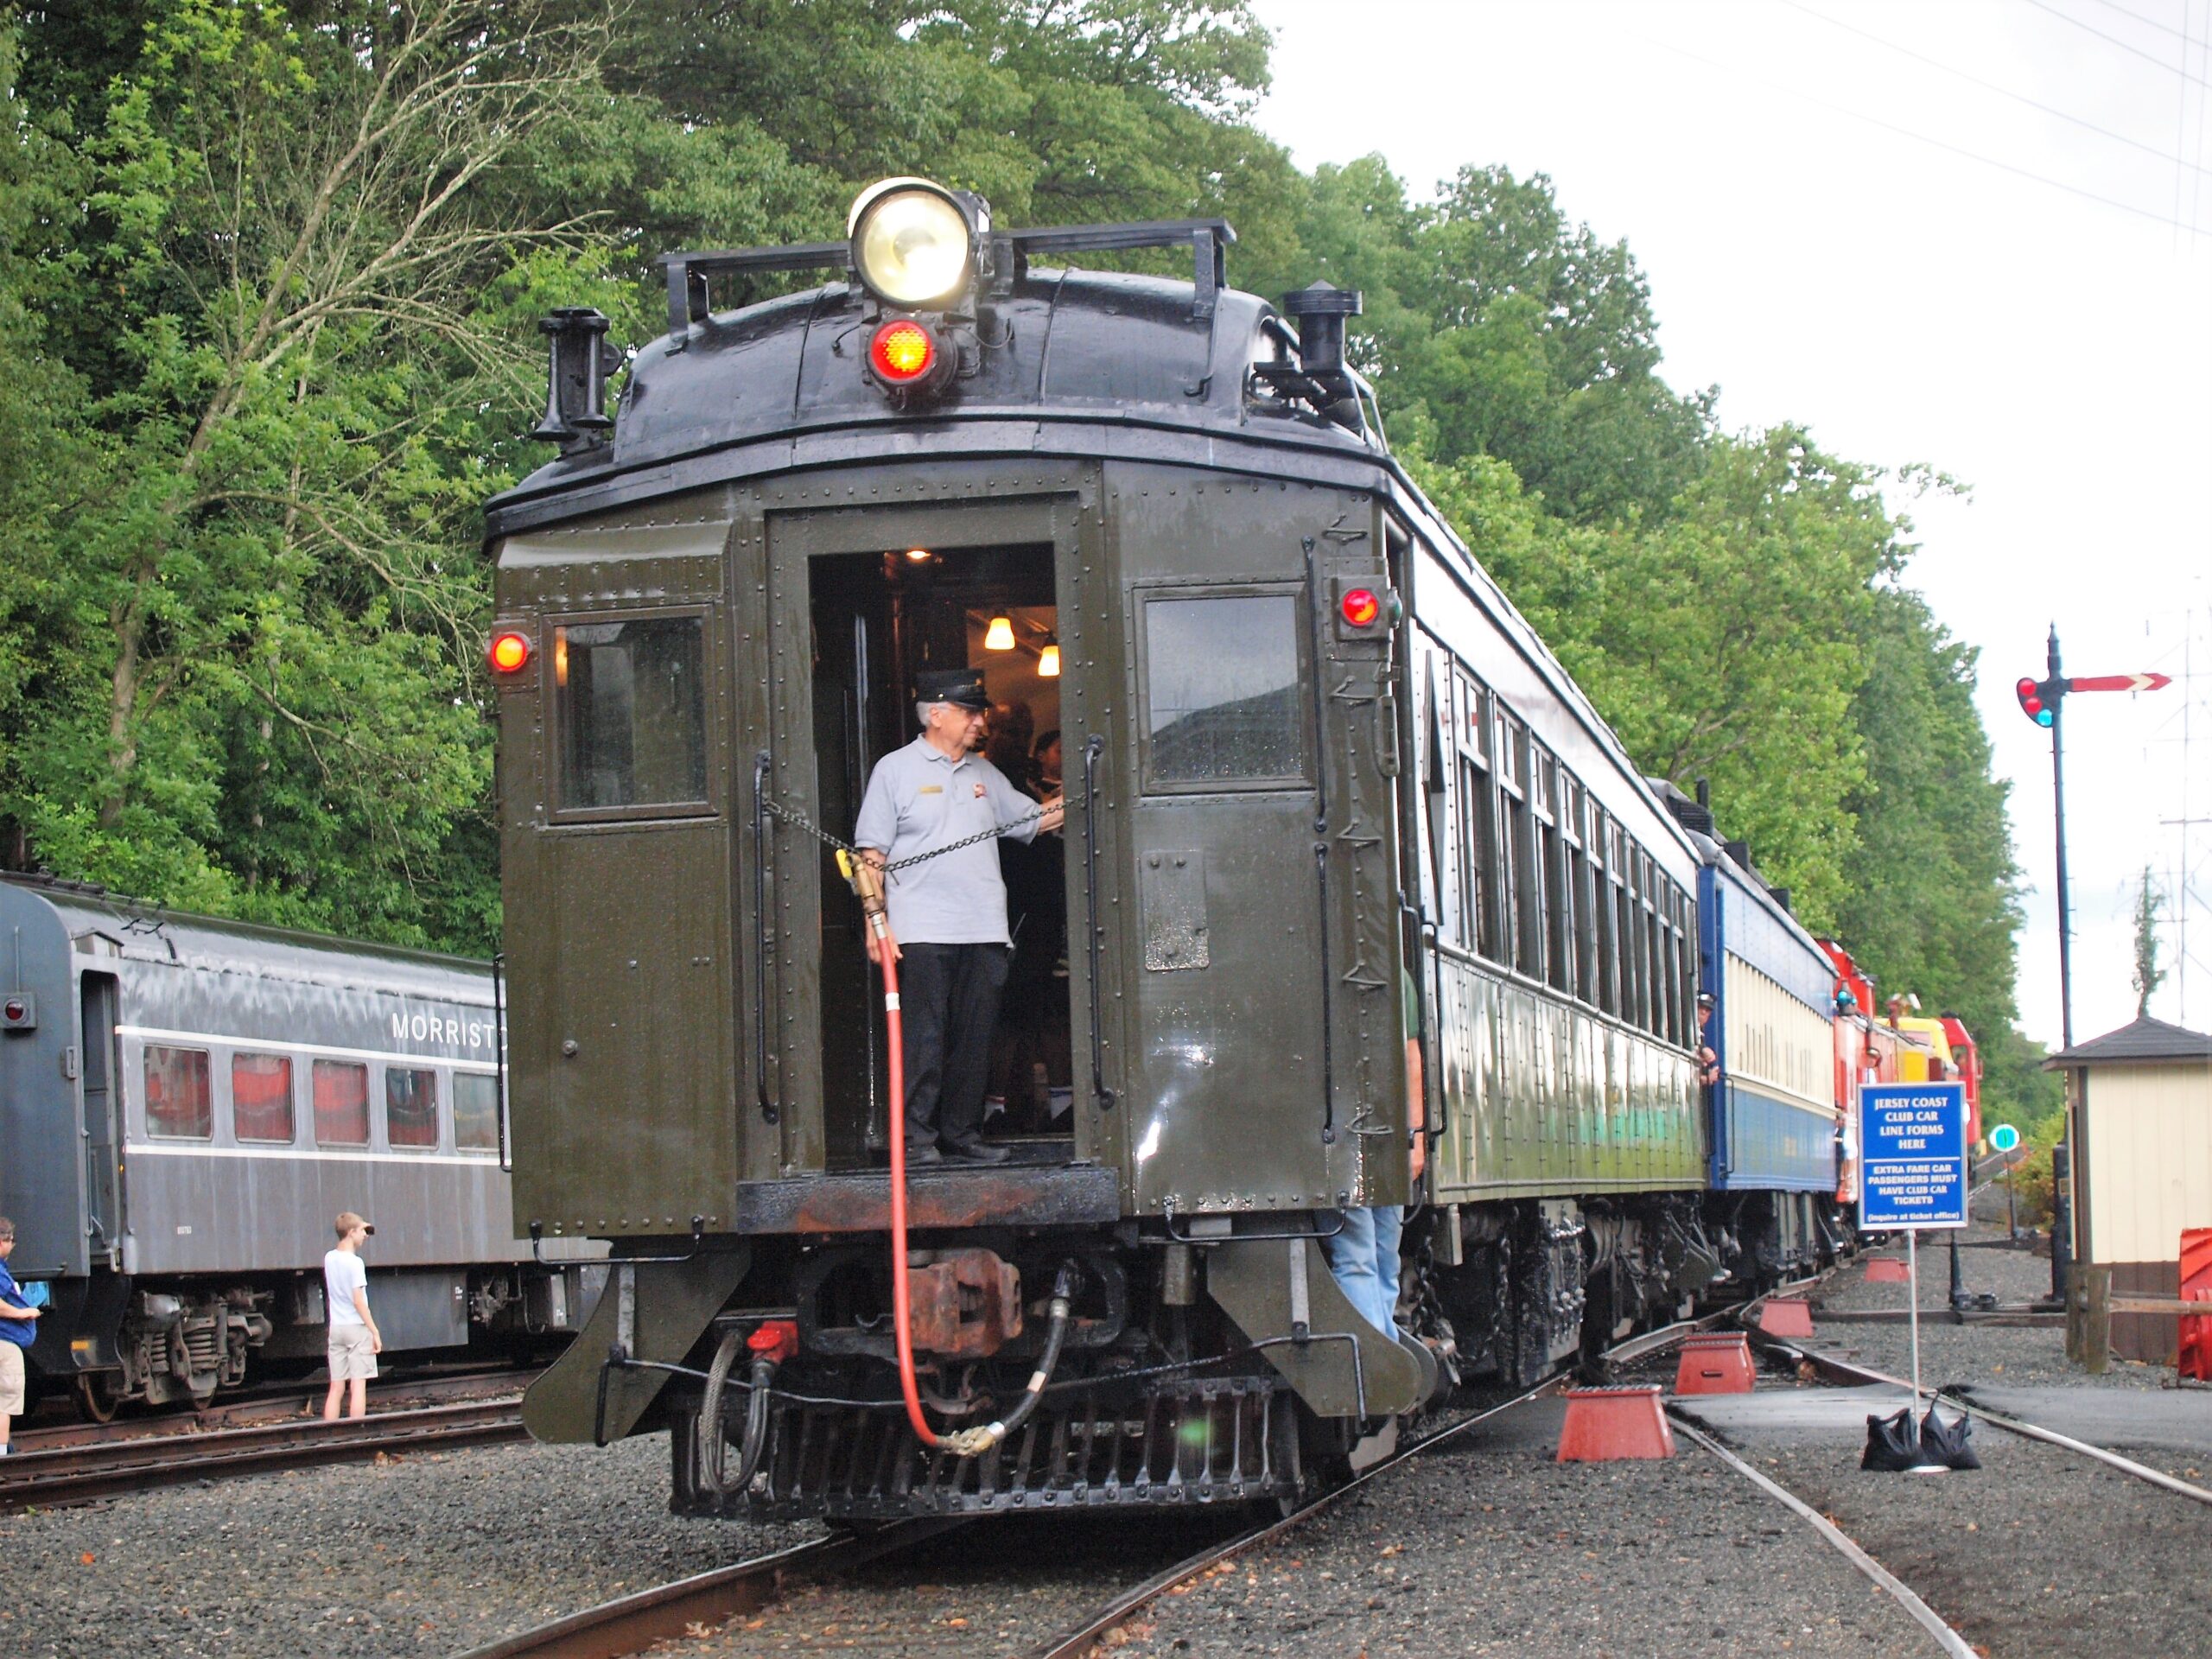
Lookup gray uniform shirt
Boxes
[854,735,1041,945]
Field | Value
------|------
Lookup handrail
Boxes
[493,950,510,1172]
[1082,735,1115,1111]
[751,752,779,1127]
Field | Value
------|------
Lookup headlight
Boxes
[849,178,974,308]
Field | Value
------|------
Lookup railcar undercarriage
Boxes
[638,1186,1846,1523]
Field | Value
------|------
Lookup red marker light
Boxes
[3,999,25,1023]
[1341,588,1382,628]
[488,631,532,675]
[869,319,937,384]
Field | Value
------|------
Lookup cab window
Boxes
[554,615,707,811]
[1141,592,1305,788]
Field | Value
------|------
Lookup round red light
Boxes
[488,631,532,675]
[2016,677,2037,698]
[3,999,24,1022]
[869,320,937,384]
[1341,588,1381,628]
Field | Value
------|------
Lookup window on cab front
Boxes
[313,1058,370,1147]
[1141,591,1306,788]
[232,1052,296,1143]
[144,1046,212,1140]
[554,614,709,813]
[453,1071,500,1153]
[385,1067,440,1149]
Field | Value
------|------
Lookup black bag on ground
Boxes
[1861,1406,1922,1471]
[1918,1408,1980,1471]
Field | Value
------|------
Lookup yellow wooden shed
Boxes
[2047,1014,2212,1363]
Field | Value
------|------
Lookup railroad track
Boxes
[0,1395,529,1513]
[1746,1332,2212,1508]
[461,1278,1845,1659]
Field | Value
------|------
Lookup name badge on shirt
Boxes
[918,785,943,794]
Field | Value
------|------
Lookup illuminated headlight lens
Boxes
[850,181,973,307]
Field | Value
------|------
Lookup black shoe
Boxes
[939,1140,1010,1165]
[903,1141,943,1167]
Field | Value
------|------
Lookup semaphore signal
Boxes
[2017,626,2173,1301]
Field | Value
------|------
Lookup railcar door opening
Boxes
[797,541,1075,1173]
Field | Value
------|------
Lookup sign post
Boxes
[1990,1122,2022,1242]
[1859,1083,1970,1414]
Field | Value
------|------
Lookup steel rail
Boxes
[1669,1418,1979,1659]
[452,1519,969,1659]
[1752,1336,2212,1509]
[15,1365,538,1454]
[0,1397,527,1513]
[1020,1304,1780,1659]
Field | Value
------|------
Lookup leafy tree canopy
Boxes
[0,0,2034,1071]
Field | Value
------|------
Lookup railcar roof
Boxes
[493,267,1362,515]
[0,874,488,1001]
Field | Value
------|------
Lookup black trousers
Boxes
[897,942,1010,1149]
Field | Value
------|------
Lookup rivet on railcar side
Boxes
[486,179,1873,1522]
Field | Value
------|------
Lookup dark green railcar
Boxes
[487,181,1824,1522]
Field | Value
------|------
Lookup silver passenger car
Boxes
[0,875,598,1416]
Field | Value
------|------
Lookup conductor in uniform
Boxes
[855,669,1063,1165]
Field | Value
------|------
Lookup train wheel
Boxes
[73,1371,124,1425]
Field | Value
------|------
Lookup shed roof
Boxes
[2044,1014,2212,1069]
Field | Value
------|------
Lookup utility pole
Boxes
[2014,628,2174,1300]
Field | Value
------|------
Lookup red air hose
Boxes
[877,945,944,1450]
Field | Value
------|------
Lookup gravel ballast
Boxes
[1812,1221,2178,1393]
[1114,1399,1932,1659]
[0,1433,818,1657]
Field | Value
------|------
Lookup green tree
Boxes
[0,0,615,948]
[2133,866,2168,1018]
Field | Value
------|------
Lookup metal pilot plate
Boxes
[1141,849,1209,971]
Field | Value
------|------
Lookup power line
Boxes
[1626,28,2212,242]
[1784,0,2212,178]
[2088,0,2196,44]
[2023,0,2212,91]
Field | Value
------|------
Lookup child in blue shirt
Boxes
[0,1217,43,1455]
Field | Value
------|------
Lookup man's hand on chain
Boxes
[1038,792,1065,835]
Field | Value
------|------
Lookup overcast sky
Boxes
[1251,0,2212,1052]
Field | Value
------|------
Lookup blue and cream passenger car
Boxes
[0,875,598,1416]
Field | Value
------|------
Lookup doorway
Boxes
[807,543,1073,1172]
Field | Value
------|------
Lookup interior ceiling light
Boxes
[984,613,1015,652]
[904,546,933,562]
[1038,642,1061,677]
[849,179,973,308]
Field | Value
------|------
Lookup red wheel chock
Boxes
[1865,1256,1910,1283]
[1673,1332,1756,1395]
[1757,1298,1815,1338]
[1557,1385,1675,1461]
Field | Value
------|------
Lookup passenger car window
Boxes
[1143,594,1303,785]
[313,1058,370,1147]
[453,1072,500,1153]
[144,1046,212,1140]
[385,1067,440,1149]
[232,1052,295,1143]
[555,615,707,810]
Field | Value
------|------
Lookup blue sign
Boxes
[1990,1122,2020,1154]
[1859,1083,1968,1230]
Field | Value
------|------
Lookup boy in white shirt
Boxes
[322,1211,383,1421]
